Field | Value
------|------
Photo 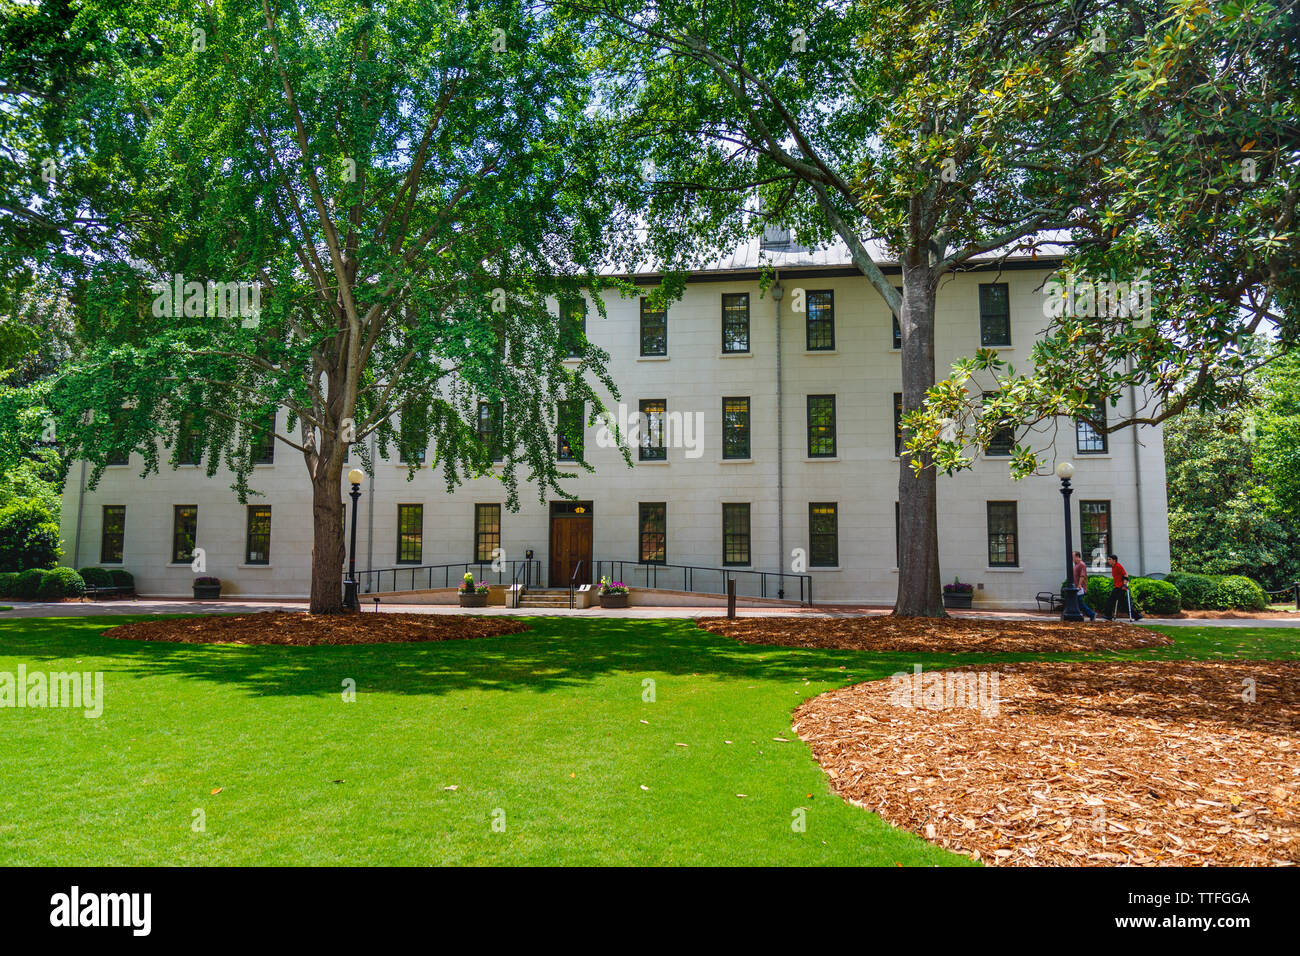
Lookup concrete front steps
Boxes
[517,588,573,609]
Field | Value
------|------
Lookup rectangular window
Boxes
[987,501,1019,567]
[639,298,667,356]
[639,399,667,461]
[100,506,125,564]
[891,286,902,349]
[245,506,271,565]
[561,297,586,358]
[106,450,129,466]
[557,400,584,461]
[983,391,1016,456]
[639,502,666,564]
[979,283,1012,347]
[806,290,835,351]
[722,503,751,566]
[177,414,201,465]
[807,394,836,457]
[477,401,503,462]
[809,503,839,567]
[1076,396,1109,454]
[474,504,501,563]
[1080,500,1112,563]
[252,410,275,464]
[894,392,904,457]
[398,403,428,464]
[721,293,750,353]
[172,505,197,564]
[397,504,423,564]
[722,397,750,459]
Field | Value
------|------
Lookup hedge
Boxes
[37,567,86,600]
[108,568,134,589]
[0,499,61,572]
[14,568,44,600]
[0,571,16,597]
[1164,572,1217,609]
[1166,571,1268,610]
[78,567,114,588]
[1131,578,1182,615]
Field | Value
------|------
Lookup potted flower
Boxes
[458,572,489,607]
[598,577,629,609]
[193,576,222,600]
[942,576,974,609]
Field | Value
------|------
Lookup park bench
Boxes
[1035,590,1064,613]
[85,584,135,600]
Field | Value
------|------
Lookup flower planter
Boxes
[942,592,972,609]
[459,592,488,608]
[193,584,222,600]
[599,592,629,609]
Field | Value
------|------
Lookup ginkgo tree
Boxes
[24,0,637,612]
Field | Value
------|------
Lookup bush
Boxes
[1131,577,1181,615]
[108,568,134,589]
[1165,572,1217,609]
[1212,575,1267,611]
[14,568,44,599]
[1083,574,1113,610]
[79,567,113,588]
[37,567,86,600]
[0,499,61,572]
[0,571,16,597]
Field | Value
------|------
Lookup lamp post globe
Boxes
[1057,461,1085,622]
[344,468,365,611]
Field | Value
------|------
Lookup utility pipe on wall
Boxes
[772,277,785,596]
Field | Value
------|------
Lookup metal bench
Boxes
[85,584,135,600]
[1035,590,1064,613]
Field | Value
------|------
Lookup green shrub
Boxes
[37,567,86,600]
[14,568,44,599]
[0,499,61,572]
[1131,577,1181,615]
[1083,575,1113,610]
[1212,574,1267,611]
[1165,572,1217,609]
[79,567,113,588]
[108,568,134,589]
[0,571,16,597]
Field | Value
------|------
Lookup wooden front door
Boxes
[549,506,593,587]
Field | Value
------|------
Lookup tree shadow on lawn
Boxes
[0,614,1102,701]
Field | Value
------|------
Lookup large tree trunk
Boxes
[894,249,947,617]
[309,466,347,613]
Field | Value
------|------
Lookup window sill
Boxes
[803,349,839,356]
[636,459,670,466]
[719,458,753,465]
[804,457,840,463]
[239,564,272,570]
[719,351,753,358]
[810,566,842,572]
[985,567,1023,572]
[1076,453,1112,459]
[636,355,671,362]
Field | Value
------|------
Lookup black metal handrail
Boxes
[569,560,584,610]
[594,560,813,606]
[357,560,540,595]
[1262,582,1300,610]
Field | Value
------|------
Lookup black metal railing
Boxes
[569,560,584,610]
[593,560,813,606]
[1262,582,1300,610]
[357,560,540,595]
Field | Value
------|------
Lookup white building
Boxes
[58,240,1170,607]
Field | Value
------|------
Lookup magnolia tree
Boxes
[570,0,1124,615]
[23,0,639,612]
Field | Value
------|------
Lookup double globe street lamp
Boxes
[1056,460,1086,622]
[344,467,365,611]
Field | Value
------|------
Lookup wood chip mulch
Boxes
[107,611,529,646]
[697,616,1171,653]
[793,661,1300,866]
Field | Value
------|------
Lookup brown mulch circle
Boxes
[697,616,1172,653]
[107,611,529,646]
[793,660,1300,866]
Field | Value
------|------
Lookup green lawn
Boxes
[0,615,1293,866]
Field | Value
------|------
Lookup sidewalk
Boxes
[3,598,1299,626]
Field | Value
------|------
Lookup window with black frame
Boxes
[809,503,839,567]
[979,283,1012,347]
[639,298,667,356]
[177,414,202,465]
[561,297,586,358]
[891,286,902,349]
[474,504,501,562]
[557,400,584,461]
[987,501,1019,567]
[245,506,271,565]
[397,504,423,564]
[721,293,750,353]
[722,503,751,566]
[477,401,503,461]
[894,392,904,456]
[100,506,125,564]
[807,395,836,457]
[806,290,834,350]
[639,502,666,563]
[983,391,1016,456]
[722,397,750,459]
[172,505,197,563]
[1080,500,1112,562]
[1076,395,1109,454]
[639,399,666,461]
[251,410,276,464]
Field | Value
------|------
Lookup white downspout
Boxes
[1128,359,1145,574]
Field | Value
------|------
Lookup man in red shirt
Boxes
[1103,554,1143,621]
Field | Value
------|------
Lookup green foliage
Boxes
[78,567,113,588]
[1130,578,1181,616]
[1212,575,1268,612]
[1165,572,1219,610]
[0,498,61,572]
[13,568,43,599]
[0,571,15,597]
[36,566,84,599]
[107,568,134,589]
[1083,575,1113,610]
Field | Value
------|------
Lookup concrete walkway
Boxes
[2,598,1298,626]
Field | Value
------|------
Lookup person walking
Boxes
[1103,553,1143,621]
[1072,550,1097,621]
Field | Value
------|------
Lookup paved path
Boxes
[2,598,1298,626]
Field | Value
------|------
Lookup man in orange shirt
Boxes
[1103,553,1143,621]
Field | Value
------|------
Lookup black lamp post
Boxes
[1056,461,1085,622]
[344,467,364,611]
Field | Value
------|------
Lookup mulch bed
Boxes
[697,616,1171,653]
[107,611,529,646]
[794,661,1300,866]
[1170,609,1299,619]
